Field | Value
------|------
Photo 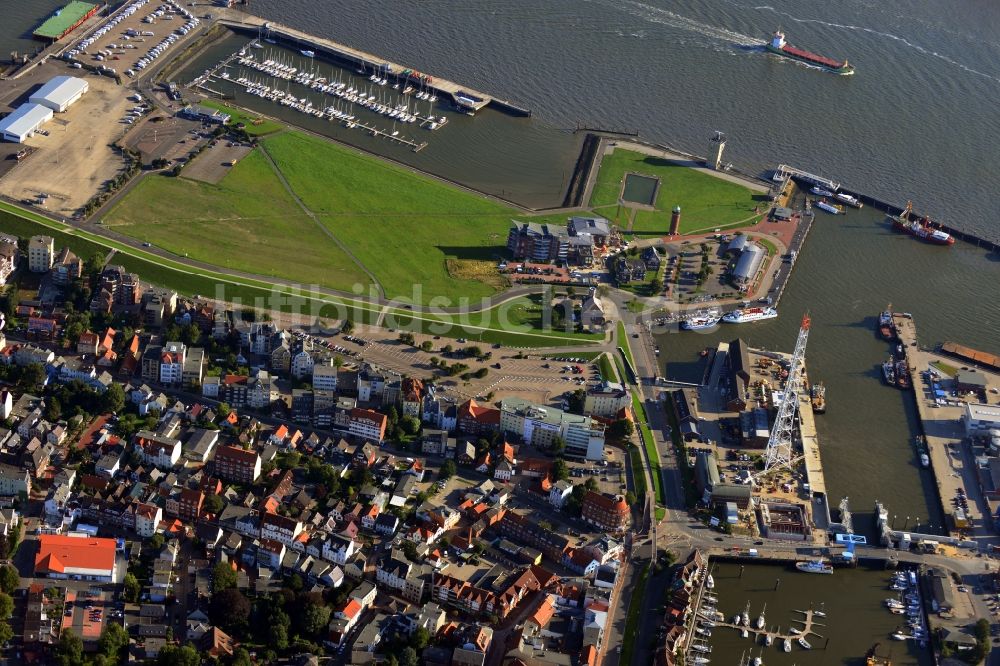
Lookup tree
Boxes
[607,419,634,440]
[341,319,354,335]
[202,493,224,515]
[217,402,232,419]
[0,564,19,595]
[212,561,237,592]
[400,647,419,666]
[410,626,430,650]
[0,593,11,619]
[0,622,12,647]
[45,397,63,422]
[550,436,565,455]
[400,415,421,436]
[157,645,201,666]
[440,459,456,480]
[149,533,165,552]
[625,491,638,506]
[296,596,331,637]
[123,572,140,602]
[420,340,433,352]
[584,477,599,492]
[211,588,250,631]
[401,540,419,562]
[231,648,253,666]
[552,458,569,481]
[101,383,125,414]
[269,622,289,650]
[98,622,128,662]
[55,629,84,666]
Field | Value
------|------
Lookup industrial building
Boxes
[29,76,89,113]
[0,104,54,143]
[731,242,766,288]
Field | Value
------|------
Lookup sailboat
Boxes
[741,602,751,627]
[756,604,766,630]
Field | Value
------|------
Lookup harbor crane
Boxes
[757,313,811,480]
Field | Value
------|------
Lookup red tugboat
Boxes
[889,202,955,245]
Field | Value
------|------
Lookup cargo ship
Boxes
[811,383,827,413]
[878,307,895,340]
[889,202,955,245]
[722,307,778,324]
[766,30,855,76]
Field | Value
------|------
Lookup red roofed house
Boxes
[400,378,424,418]
[99,327,116,354]
[457,399,501,436]
[35,534,117,581]
[348,408,388,443]
[581,491,630,533]
[212,445,261,483]
[76,331,99,355]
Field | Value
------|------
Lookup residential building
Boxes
[400,378,424,418]
[457,399,501,436]
[500,397,606,461]
[159,342,186,385]
[581,492,630,533]
[583,381,630,419]
[0,235,16,286]
[212,445,261,483]
[312,362,339,391]
[135,431,182,469]
[549,480,573,508]
[51,247,83,285]
[135,503,162,537]
[348,408,388,443]
[0,463,30,496]
[260,511,303,547]
[27,235,54,273]
[178,488,205,522]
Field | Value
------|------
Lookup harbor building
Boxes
[0,104,53,143]
[29,76,89,113]
[963,403,1000,436]
[500,397,606,461]
[731,242,766,288]
[757,500,810,540]
[28,235,54,273]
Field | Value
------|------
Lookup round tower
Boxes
[669,205,682,235]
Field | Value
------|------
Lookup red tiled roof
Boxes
[35,535,116,575]
[341,598,362,620]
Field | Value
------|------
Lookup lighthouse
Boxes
[708,131,726,170]
[669,206,682,235]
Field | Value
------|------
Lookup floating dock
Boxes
[34,1,101,42]
[220,18,531,117]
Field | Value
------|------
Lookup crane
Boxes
[760,313,811,477]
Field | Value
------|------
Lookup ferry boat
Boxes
[795,559,834,574]
[878,307,895,340]
[889,202,954,245]
[766,30,855,76]
[811,383,827,413]
[810,186,835,197]
[882,358,896,385]
[815,199,845,215]
[681,314,721,330]
[835,192,863,208]
[722,307,778,324]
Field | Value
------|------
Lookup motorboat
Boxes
[783,639,791,653]
[756,604,766,630]
[798,638,812,650]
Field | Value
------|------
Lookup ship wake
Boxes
[587,0,766,48]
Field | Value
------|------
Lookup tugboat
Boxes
[882,358,897,386]
[766,30,855,75]
[889,202,954,245]
[895,359,911,390]
[811,383,827,414]
[878,307,896,340]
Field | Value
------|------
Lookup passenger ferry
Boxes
[722,307,778,324]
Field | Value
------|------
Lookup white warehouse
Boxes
[0,104,54,143]
[29,75,89,113]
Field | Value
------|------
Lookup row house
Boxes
[135,431,182,469]
[260,511,304,547]
[78,495,136,532]
[400,378,424,418]
[212,445,261,483]
[0,235,16,286]
[320,534,357,566]
[497,511,570,563]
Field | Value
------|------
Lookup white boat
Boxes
[783,639,791,653]
[681,315,722,330]
[741,604,750,627]
[795,559,834,574]
[891,632,908,641]
[691,658,711,665]
[755,605,766,630]
[706,575,715,590]
[813,610,826,618]
[700,619,717,628]
[742,628,750,639]
[733,615,743,626]
[810,186,835,197]
[300,49,315,58]
[723,307,779,324]
[920,453,930,467]
[834,192,863,208]
[885,599,905,609]
[697,627,712,637]
[765,634,773,647]
[752,657,762,666]
[692,644,711,653]
[815,199,845,215]
[789,628,801,635]
[798,638,812,650]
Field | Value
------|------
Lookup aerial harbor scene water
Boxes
[0,0,997,665]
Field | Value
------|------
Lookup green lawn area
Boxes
[590,149,765,235]
[598,353,617,381]
[201,100,282,135]
[103,150,373,292]
[633,392,666,507]
[628,444,647,498]
[931,360,959,377]
[619,563,650,666]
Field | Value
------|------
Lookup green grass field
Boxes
[590,149,764,235]
[201,101,282,135]
[619,563,650,666]
[633,392,666,506]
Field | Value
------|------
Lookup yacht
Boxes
[798,638,812,650]
[795,559,834,574]
[706,574,715,590]
[782,639,791,653]
[756,605,767,630]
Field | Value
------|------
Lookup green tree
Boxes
[269,622,289,650]
[420,340,433,352]
[399,415,421,436]
[400,647,419,666]
[410,626,430,650]
[98,622,128,662]
[230,648,253,666]
[45,397,63,422]
[212,561,237,592]
[55,629,84,666]
[0,592,12,619]
[625,491,638,506]
[296,596,331,637]
[550,436,565,455]
[123,572,140,602]
[401,540,419,562]
[440,459,456,480]
[552,458,569,481]
[101,383,126,414]
[202,493,224,515]
[341,319,354,335]
[0,622,12,646]
[216,402,232,419]
[0,565,18,595]
[608,419,635,440]
[157,644,201,666]
[211,588,250,631]
[149,533,165,552]
[584,477,599,492]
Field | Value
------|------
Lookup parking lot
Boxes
[181,140,253,183]
[66,0,200,80]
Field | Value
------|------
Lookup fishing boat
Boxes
[835,192,863,208]
[878,306,895,340]
[765,30,855,75]
[795,559,834,574]
[811,383,826,413]
[799,638,812,650]
[895,359,911,390]
[756,605,767,630]
[783,639,792,653]
[889,201,954,245]
[816,199,845,215]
